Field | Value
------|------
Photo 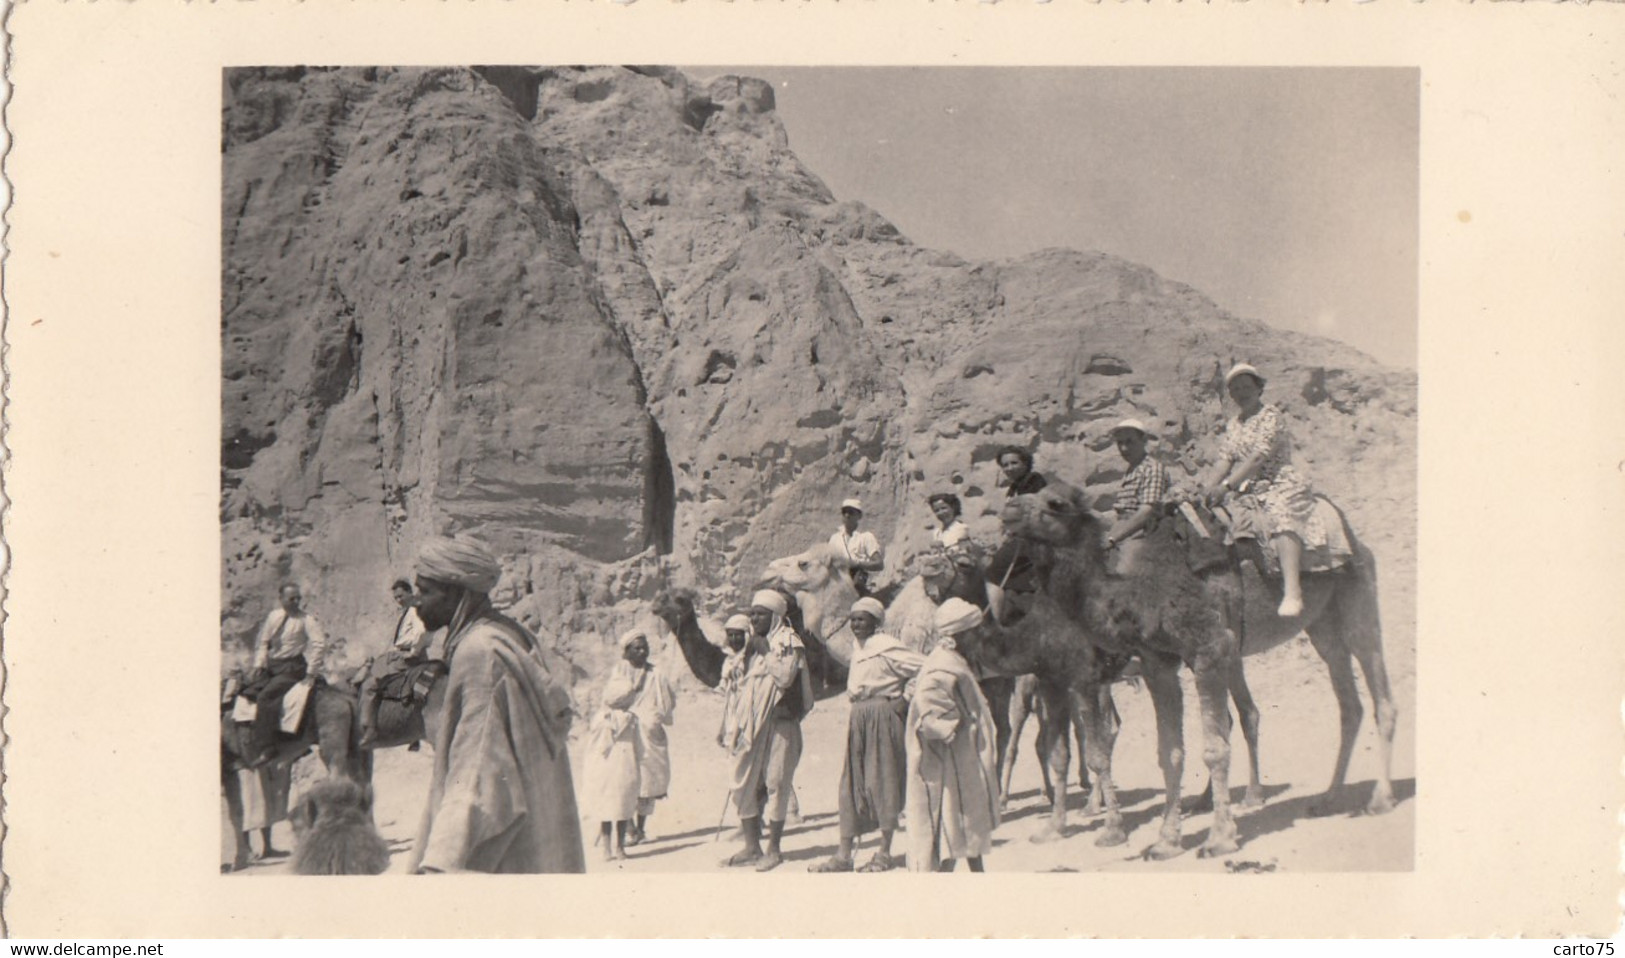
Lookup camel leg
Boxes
[1193,656,1240,858]
[1303,622,1363,818]
[1187,660,1262,814]
[1229,657,1264,808]
[1033,707,1056,805]
[1353,639,1398,815]
[1072,687,1095,796]
[1338,572,1398,815]
[981,676,1016,808]
[1076,682,1114,815]
[222,765,251,872]
[1002,676,1034,807]
[1075,676,1124,843]
[1028,678,1073,843]
[1140,652,1187,860]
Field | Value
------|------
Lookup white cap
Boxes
[1225,363,1266,388]
[841,498,864,513]
[1110,418,1153,438]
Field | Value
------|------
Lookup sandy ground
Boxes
[225,627,1415,875]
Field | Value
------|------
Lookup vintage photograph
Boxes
[217,64,1418,877]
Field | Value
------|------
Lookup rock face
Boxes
[222,66,1417,694]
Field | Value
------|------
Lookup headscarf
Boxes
[849,597,886,623]
[750,589,789,617]
[724,614,751,633]
[935,597,983,637]
[619,628,648,652]
[414,535,505,660]
[415,535,503,594]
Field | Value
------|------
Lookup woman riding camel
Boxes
[1204,363,1327,618]
[928,493,969,549]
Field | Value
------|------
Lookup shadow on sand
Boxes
[1235,777,1415,847]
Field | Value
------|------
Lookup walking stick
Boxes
[713,788,733,842]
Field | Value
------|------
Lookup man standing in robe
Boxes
[810,597,924,874]
[720,590,814,872]
[905,598,1001,873]
[716,614,752,747]
[408,535,586,874]
[623,630,676,846]
[581,633,646,863]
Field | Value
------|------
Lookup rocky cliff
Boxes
[222,65,1416,693]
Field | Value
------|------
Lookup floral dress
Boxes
[1221,403,1330,550]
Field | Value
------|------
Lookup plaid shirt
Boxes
[1115,457,1169,518]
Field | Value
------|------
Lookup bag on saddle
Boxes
[377,660,448,706]
[279,677,315,735]
[371,660,449,747]
[231,696,258,723]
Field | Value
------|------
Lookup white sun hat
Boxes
[1224,363,1266,388]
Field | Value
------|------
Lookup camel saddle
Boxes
[1169,501,1234,576]
[377,660,447,706]
[225,676,316,735]
[1202,495,1357,577]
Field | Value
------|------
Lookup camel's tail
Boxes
[1315,495,1384,634]
[1316,494,1377,577]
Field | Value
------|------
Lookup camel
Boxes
[651,588,729,689]
[758,542,906,688]
[763,542,1110,812]
[999,480,1398,859]
[289,778,392,875]
[220,670,372,871]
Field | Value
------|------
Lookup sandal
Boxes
[721,850,763,868]
[808,856,854,873]
[858,852,897,873]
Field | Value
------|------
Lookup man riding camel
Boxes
[1104,418,1170,575]
[359,578,432,748]
[245,583,328,768]
[829,498,885,598]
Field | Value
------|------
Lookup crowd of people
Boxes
[228,362,1337,874]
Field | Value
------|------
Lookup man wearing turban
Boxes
[810,596,924,874]
[407,535,586,874]
[905,597,1001,873]
[622,630,676,847]
[721,589,814,872]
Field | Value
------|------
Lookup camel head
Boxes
[650,588,699,632]
[758,544,840,593]
[1001,480,1101,548]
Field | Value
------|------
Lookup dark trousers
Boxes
[251,655,307,752]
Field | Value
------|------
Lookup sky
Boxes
[694,67,1418,370]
